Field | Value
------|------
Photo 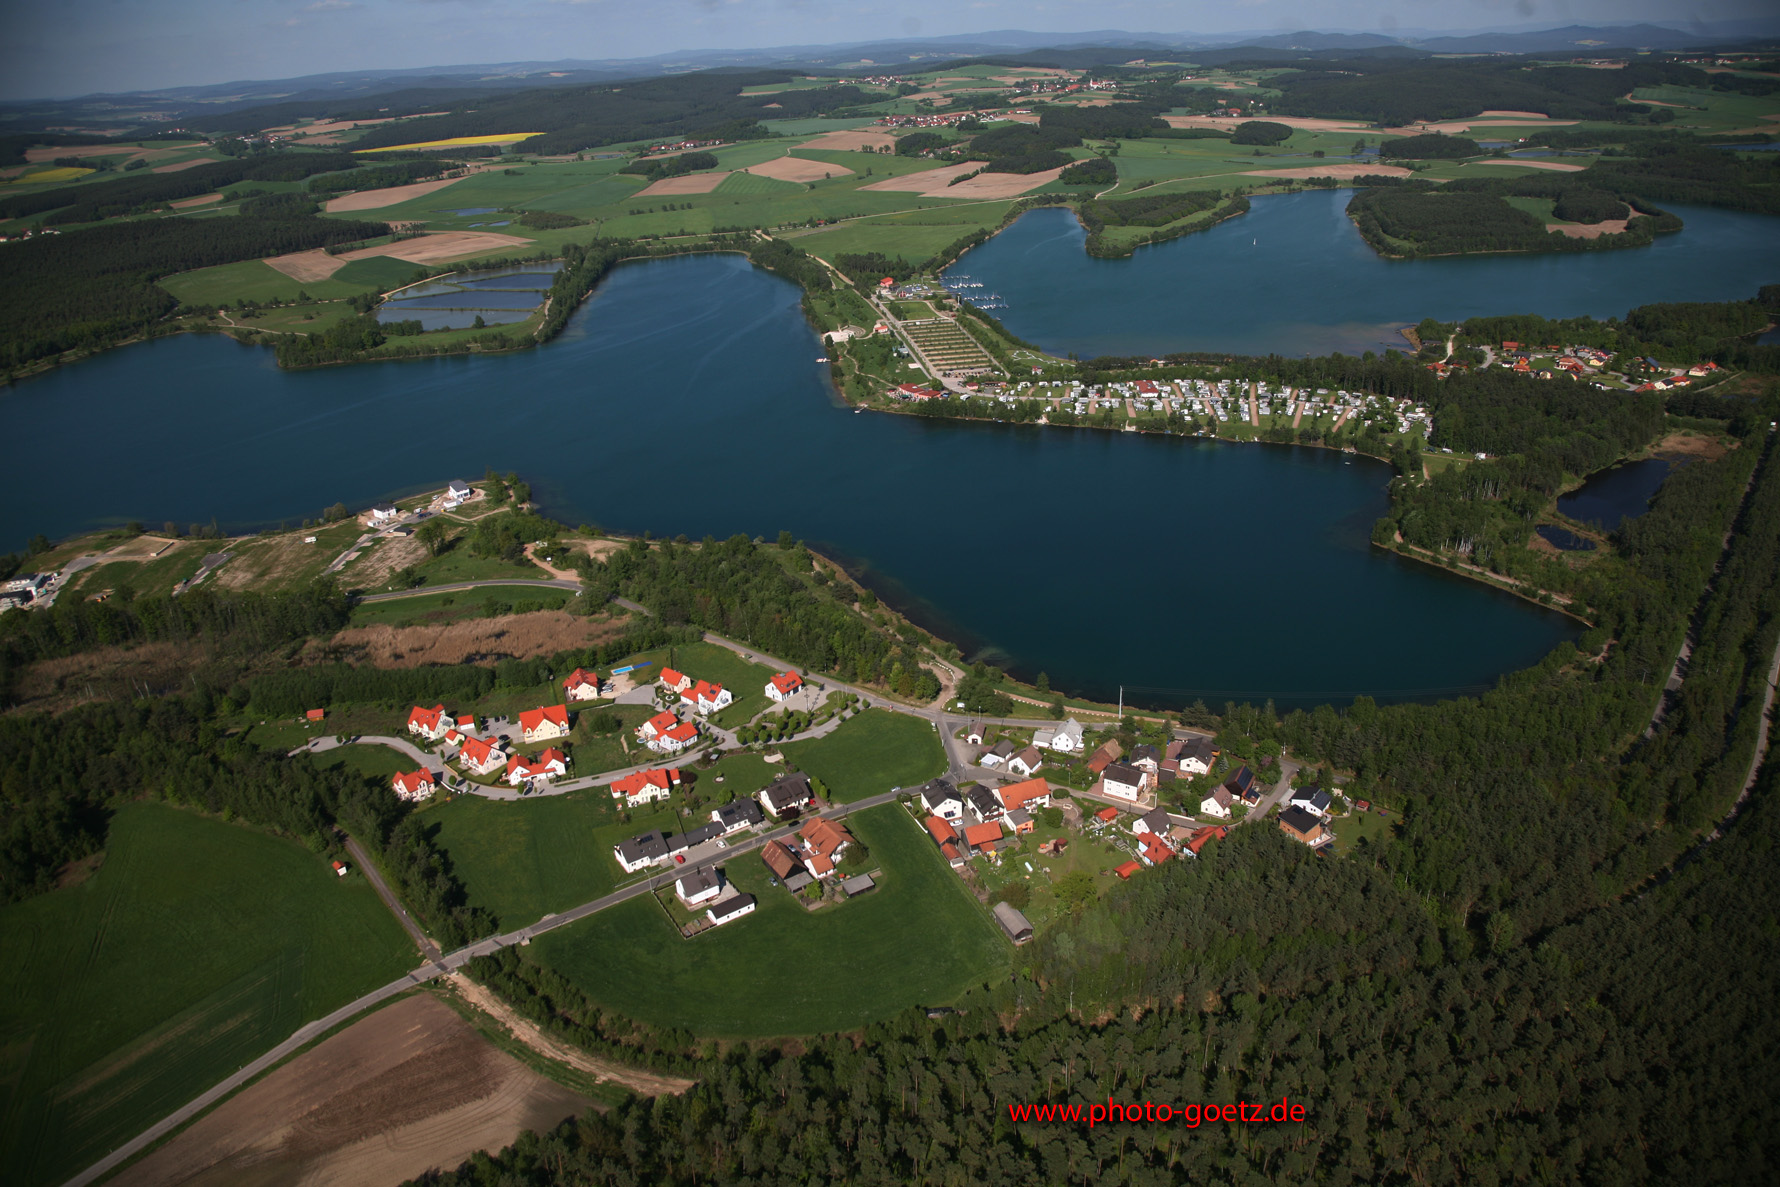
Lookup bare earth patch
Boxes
[1473,157,1586,172]
[1416,116,1580,134]
[266,231,534,282]
[170,192,223,208]
[636,171,731,196]
[340,535,429,591]
[449,975,696,1096]
[265,117,400,136]
[859,162,981,192]
[1547,219,1629,238]
[111,994,590,1187]
[858,161,1062,197]
[1655,431,1732,461]
[318,609,631,667]
[745,155,855,183]
[801,129,897,152]
[325,175,474,212]
[152,158,216,174]
[1243,163,1412,180]
[12,641,201,712]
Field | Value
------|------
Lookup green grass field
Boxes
[529,803,1008,1035]
[426,788,680,927]
[615,640,778,728]
[714,170,803,196]
[348,587,570,627]
[403,546,551,588]
[0,803,414,1187]
[779,708,947,801]
[310,742,415,780]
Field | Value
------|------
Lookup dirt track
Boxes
[111,994,589,1187]
[1475,157,1585,172]
[1548,219,1629,238]
[325,175,476,212]
[448,975,696,1097]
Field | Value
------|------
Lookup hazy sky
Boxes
[1,0,1765,101]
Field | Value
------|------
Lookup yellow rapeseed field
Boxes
[356,133,543,153]
[3,166,94,185]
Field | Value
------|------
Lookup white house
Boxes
[1006,746,1044,778]
[1034,717,1084,753]
[765,671,803,702]
[455,734,508,777]
[505,748,568,786]
[675,867,723,906]
[1131,807,1172,837]
[369,504,400,524]
[447,479,472,500]
[706,893,757,927]
[392,768,436,802]
[979,739,1015,769]
[653,722,700,754]
[1175,737,1217,776]
[1101,762,1150,802]
[518,704,571,744]
[1289,786,1333,818]
[684,680,733,716]
[964,723,987,746]
[614,830,670,873]
[612,767,679,805]
[1199,786,1234,820]
[759,773,814,817]
[562,668,604,701]
[919,778,965,821]
[406,703,450,742]
[658,668,693,695]
[712,798,765,834]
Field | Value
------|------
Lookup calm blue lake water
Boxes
[947,192,1780,358]
[2,253,1576,708]
[1558,458,1674,531]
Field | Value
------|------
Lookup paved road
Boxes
[62,788,903,1187]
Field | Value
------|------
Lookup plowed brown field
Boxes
[111,994,590,1187]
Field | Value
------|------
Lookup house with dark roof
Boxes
[759,773,814,817]
[1278,806,1327,846]
[993,902,1034,945]
[711,798,765,834]
[840,873,876,898]
[675,867,722,906]
[1005,807,1034,835]
[761,840,800,881]
[1175,737,1218,776]
[667,821,726,855]
[919,778,965,820]
[966,785,1004,822]
[1007,746,1044,778]
[1200,785,1233,820]
[1224,765,1258,803]
[1131,807,1171,837]
[1127,743,1161,773]
[614,830,671,873]
[1289,786,1333,817]
[706,893,757,926]
[979,739,1016,769]
[1101,762,1150,802]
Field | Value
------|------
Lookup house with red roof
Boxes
[682,680,733,715]
[611,767,680,805]
[455,734,507,777]
[924,816,958,849]
[563,668,604,701]
[1138,833,1175,866]
[1114,860,1143,880]
[1092,805,1120,825]
[305,708,325,723]
[799,817,853,878]
[455,714,477,732]
[637,711,680,744]
[392,768,436,802]
[407,703,450,742]
[963,819,1005,857]
[658,668,692,694]
[505,748,568,786]
[765,671,803,702]
[1087,741,1123,775]
[656,721,701,754]
[995,777,1051,814]
[1185,825,1227,856]
[518,704,570,744]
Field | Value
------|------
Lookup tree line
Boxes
[0,150,363,223]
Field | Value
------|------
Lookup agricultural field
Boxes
[0,803,415,1187]
[529,803,1008,1035]
[779,708,948,802]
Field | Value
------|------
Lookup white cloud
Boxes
[304,0,359,10]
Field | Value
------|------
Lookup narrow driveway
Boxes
[343,833,441,962]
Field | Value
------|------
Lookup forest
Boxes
[1377,132,1479,159]
[0,150,363,223]
[1346,184,1676,258]
[0,205,389,371]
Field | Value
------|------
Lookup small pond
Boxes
[377,262,559,331]
[1536,524,1597,552]
[1557,458,1674,531]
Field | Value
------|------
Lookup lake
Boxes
[946,192,1780,358]
[1557,458,1674,532]
[2,252,1578,708]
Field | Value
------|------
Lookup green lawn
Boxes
[1330,805,1398,856]
[160,258,376,306]
[714,170,803,196]
[529,803,1008,1035]
[405,546,551,587]
[614,640,777,729]
[348,587,569,628]
[425,789,682,928]
[310,743,415,780]
[779,708,947,802]
[566,704,660,775]
[0,802,414,1187]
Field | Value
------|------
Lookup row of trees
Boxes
[0,150,363,222]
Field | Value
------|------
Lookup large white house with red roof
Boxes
[682,680,733,716]
[392,768,436,801]
[505,748,568,786]
[562,668,604,701]
[406,704,450,742]
[655,721,700,753]
[455,734,507,777]
[611,767,680,805]
[518,704,571,744]
[995,777,1052,814]
[765,671,803,702]
[658,668,692,694]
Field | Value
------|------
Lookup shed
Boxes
[840,873,876,898]
[992,901,1034,945]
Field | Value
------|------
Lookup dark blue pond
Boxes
[1557,458,1674,531]
[1536,525,1597,552]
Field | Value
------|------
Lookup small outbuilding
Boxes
[992,901,1034,945]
